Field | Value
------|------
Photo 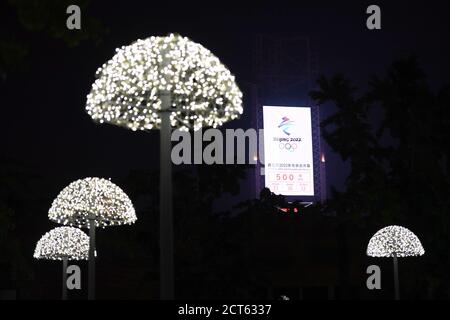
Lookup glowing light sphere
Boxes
[86,33,243,132]
[48,177,136,228]
[34,227,89,260]
[367,225,425,258]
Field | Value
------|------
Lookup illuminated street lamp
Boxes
[34,226,89,300]
[367,225,425,300]
[85,33,243,299]
[48,177,136,300]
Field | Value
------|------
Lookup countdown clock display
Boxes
[263,106,315,196]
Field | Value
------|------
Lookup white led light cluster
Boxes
[48,177,136,228]
[86,33,243,132]
[367,225,425,257]
[34,226,89,260]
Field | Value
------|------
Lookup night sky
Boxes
[2,0,449,201]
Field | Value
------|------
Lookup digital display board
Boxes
[263,106,315,196]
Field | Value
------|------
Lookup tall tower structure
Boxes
[251,34,326,203]
[246,36,335,300]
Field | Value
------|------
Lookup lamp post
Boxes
[84,33,243,299]
[367,225,425,300]
[48,177,137,300]
[34,226,89,300]
[62,256,68,300]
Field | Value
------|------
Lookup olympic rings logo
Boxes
[279,142,297,152]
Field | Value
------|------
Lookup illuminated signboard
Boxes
[263,106,314,196]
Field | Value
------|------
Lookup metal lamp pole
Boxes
[62,257,68,300]
[392,252,400,300]
[159,90,174,300]
[88,216,96,300]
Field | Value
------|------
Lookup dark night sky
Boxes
[2,0,450,203]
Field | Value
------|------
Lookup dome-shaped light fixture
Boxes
[367,225,425,258]
[48,177,136,228]
[86,33,243,132]
[34,226,89,299]
[49,177,136,300]
[85,33,243,299]
[34,226,89,260]
[367,225,425,299]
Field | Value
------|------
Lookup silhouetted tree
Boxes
[1,0,107,80]
[96,163,252,299]
[310,56,450,298]
[0,157,40,291]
